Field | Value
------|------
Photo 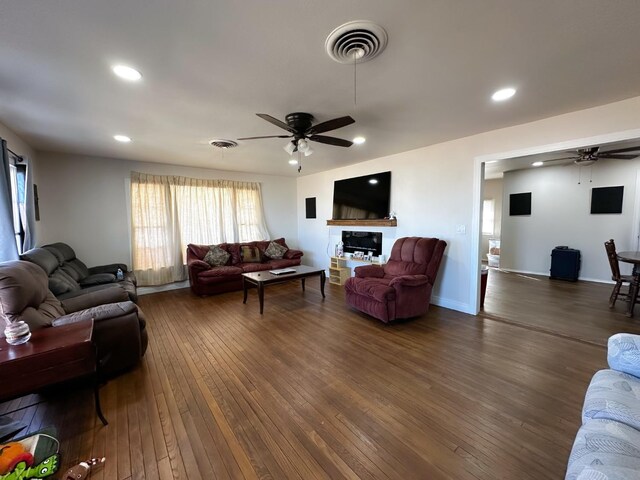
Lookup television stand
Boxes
[329,256,386,286]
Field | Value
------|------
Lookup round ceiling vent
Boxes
[209,139,238,149]
[325,20,388,64]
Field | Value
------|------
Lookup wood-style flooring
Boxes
[0,278,613,479]
[482,268,640,346]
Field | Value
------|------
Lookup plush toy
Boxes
[62,457,105,480]
[0,431,59,480]
[0,455,58,480]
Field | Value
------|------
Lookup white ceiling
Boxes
[1,0,640,176]
[484,139,640,179]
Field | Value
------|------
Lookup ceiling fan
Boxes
[543,145,640,167]
[237,112,355,156]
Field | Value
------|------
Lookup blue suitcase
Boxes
[550,246,580,281]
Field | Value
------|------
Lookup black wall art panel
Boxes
[591,186,624,214]
[305,197,317,219]
[509,192,532,216]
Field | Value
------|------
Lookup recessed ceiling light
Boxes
[112,65,142,81]
[532,161,544,167]
[491,87,516,102]
[353,136,366,145]
[113,135,132,143]
[369,178,378,184]
[288,159,298,165]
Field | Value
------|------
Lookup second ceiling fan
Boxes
[238,112,355,156]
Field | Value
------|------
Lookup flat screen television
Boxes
[332,171,391,220]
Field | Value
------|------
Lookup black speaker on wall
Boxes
[509,192,532,216]
[305,197,316,219]
[591,186,624,214]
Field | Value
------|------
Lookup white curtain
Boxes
[0,139,18,262]
[130,172,269,286]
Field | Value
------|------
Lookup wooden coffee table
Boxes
[242,265,326,314]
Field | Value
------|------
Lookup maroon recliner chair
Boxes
[344,237,447,323]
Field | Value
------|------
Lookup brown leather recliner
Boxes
[0,260,148,376]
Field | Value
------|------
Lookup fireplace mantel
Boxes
[326,219,397,227]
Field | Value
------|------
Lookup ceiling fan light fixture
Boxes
[284,141,296,155]
[303,146,314,157]
[353,136,366,145]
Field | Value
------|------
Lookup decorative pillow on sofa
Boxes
[240,246,262,263]
[264,241,288,259]
[204,245,231,267]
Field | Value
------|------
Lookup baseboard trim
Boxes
[431,295,474,315]
[138,280,190,296]
[499,268,612,285]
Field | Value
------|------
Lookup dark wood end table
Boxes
[242,265,326,314]
[0,319,107,425]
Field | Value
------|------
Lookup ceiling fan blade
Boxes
[309,135,353,147]
[599,154,639,160]
[602,145,640,154]
[256,113,296,133]
[307,116,355,135]
[237,135,293,140]
[545,156,578,162]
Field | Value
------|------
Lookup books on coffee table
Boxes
[269,268,297,275]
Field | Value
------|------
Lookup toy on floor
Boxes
[0,455,58,480]
[63,457,105,480]
[0,431,59,480]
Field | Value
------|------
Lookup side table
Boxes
[0,319,107,425]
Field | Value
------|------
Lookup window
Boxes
[9,159,26,253]
[482,199,495,236]
[130,172,269,286]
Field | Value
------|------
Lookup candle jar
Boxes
[4,321,31,345]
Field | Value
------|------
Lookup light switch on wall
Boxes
[456,224,466,235]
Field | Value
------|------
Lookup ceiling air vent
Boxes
[325,20,388,64]
[209,139,238,149]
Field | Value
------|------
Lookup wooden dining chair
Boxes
[604,239,634,308]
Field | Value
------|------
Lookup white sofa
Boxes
[565,333,640,479]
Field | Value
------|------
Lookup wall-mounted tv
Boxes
[332,171,391,220]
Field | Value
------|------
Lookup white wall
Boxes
[500,160,640,281]
[297,96,640,314]
[36,152,298,267]
[481,178,503,257]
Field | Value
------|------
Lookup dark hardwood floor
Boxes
[482,268,640,346]
[0,278,614,479]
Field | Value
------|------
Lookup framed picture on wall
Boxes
[591,186,624,214]
[509,192,531,216]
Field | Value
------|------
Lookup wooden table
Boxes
[242,265,326,314]
[617,251,640,318]
[0,320,107,425]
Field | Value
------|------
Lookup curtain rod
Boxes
[7,147,24,162]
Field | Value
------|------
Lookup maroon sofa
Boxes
[344,237,447,323]
[187,238,303,296]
